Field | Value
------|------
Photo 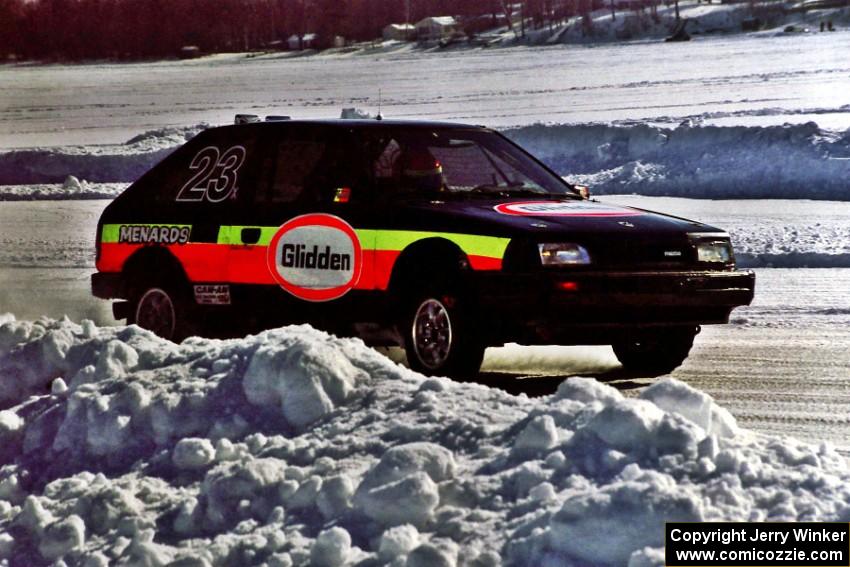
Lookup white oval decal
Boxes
[494,201,642,217]
[267,214,362,302]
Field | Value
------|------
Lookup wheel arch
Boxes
[121,246,190,294]
[387,237,471,299]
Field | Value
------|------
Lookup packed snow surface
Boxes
[0,317,848,566]
[2,33,850,151]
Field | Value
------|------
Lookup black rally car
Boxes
[92,118,755,377]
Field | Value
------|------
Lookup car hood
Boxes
[402,198,723,238]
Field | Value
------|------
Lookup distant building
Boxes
[287,33,317,50]
[382,23,417,41]
[415,16,459,41]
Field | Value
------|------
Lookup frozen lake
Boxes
[2,32,850,149]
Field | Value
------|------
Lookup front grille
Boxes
[582,236,694,269]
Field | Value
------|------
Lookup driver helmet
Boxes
[400,145,444,192]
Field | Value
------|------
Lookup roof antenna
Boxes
[376,88,383,121]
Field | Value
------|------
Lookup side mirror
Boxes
[574,185,590,200]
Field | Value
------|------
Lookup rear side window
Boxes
[261,140,326,203]
[135,130,258,205]
[255,129,362,205]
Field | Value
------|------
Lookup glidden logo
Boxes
[267,214,362,302]
[494,201,642,217]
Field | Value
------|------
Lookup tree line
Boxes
[0,0,581,61]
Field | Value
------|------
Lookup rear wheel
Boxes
[130,282,193,342]
[612,327,698,376]
[402,287,485,379]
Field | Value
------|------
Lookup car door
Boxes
[226,125,375,301]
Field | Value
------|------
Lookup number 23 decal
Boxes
[176,145,246,202]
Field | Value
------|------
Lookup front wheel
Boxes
[612,327,698,376]
[402,289,485,379]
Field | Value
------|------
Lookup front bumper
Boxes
[473,268,755,344]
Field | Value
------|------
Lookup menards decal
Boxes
[102,224,192,245]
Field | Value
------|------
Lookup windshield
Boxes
[360,128,578,198]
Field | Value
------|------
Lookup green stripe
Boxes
[357,229,510,259]
[102,224,192,243]
[215,225,510,260]
[217,226,279,246]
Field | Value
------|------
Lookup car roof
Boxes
[207,118,486,135]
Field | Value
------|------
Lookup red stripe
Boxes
[369,250,401,290]
[97,243,502,290]
[227,246,275,284]
[98,243,229,281]
[97,243,140,272]
[173,244,229,281]
[469,255,502,271]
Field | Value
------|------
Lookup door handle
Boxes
[240,228,261,245]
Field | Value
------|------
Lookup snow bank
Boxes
[4,121,850,202]
[0,124,207,186]
[1,316,848,566]
[599,196,850,269]
[0,177,126,201]
[505,121,850,200]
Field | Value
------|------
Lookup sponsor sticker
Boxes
[118,224,191,244]
[267,214,362,302]
[494,201,642,217]
[193,284,231,305]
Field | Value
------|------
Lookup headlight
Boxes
[696,240,733,263]
[538,243,592,266]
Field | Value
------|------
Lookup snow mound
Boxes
[0,124,207,185]
[1,317,848,566]
[505,121,850,200]
[0,177,126,201]
[340,108,374,120]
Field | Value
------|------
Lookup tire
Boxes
[401,286,485,379]
[612,327,698,376]
[129,282,193,342]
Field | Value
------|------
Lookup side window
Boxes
[430,143,493,188]
[256,133,364,205]
[374,138,402,179]
[364,134,405,197]
[261,139,327,203]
